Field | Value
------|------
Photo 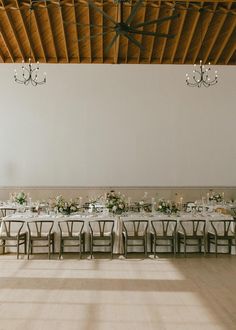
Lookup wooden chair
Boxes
[178,220,206,256]
[89,220,115,259]
[151,220,177,257]
[0,220,27,259]
[122,220,148,258]
[58,220,85,259]
[0,207,16,218]
[27,220,55,259]
[208,220,236,256]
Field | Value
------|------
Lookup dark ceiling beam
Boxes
[225,41,236,64]
[159,6,175,63]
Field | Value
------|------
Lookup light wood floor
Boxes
[0,253,236,330]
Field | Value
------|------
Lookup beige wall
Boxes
[0,64,236,188]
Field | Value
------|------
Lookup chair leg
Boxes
[90,237,93,258]
[2,240,5,254]
[199,239,201,253]
[111,236,113,260]
[59,238,62,259]
[154,237,156,258]
[215,238,218,257]
[177,235,180,253]
[184,238,186,257]
[48,240,51,259]
[208,236,210,253]
[17,239,20,259]
[144,236,147,258]
[229,239,232,254]
[125,237,127,258]
[28,239,31,259]
[24,236,27,255]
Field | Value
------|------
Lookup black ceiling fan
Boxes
[85,0,180,52]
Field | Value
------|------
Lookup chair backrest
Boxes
[151,220,177,236]
[27,220,54,237]
[0,220,25,237]
[89,220,114,237]
[122,220,148,236]
[179,220,206,236]
[0,208,16,218]
[209,220,235,236]
[58,220,84,236]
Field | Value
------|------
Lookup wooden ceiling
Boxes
[0,0,235,64]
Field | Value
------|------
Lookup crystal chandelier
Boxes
[14,2,46,86]
[186,8,218,88]
[186,61,218,88]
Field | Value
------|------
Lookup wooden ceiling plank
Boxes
[44,0,58,62]
[159,5,175,64]
[58,3,69,62]
[72,0,80,62]
[148,1,160,64]
[182,3,203,64]
[203,2,233,64]
[137,1,147,64]
[0,46,4,62]
[213,14,236,64]
[225,42,236,64]
[15,0,36,62]
[114,2,120,64]
[101,0,104,63]
[1,0,25,60]
[192,3,217,64]
[87,2,92,63]
[32,10,46,62]
[170,4,188,63]
[0,28,14,62]
[72,0,80,63]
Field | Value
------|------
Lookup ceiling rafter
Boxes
[58,2,69,62]
[1,0,25,60]
[125,1,132,63]
[114,2,120,64]
[136,1,147,64]
[225,41,236,64]
[87,1,92,62]
[100,0,104,63]
[0,27,14,62]
[213,16,236,64]
[148,1,160,63]
[32,10,46,62]
[44,0,58,62]
[15,0,36,62]
[203,2,233,63]
[170,4,188,63]
[0,47,4,62]
[72,0,80,62]
[159,5,175,63]
[192,3,217,64]
[182,3,203,64]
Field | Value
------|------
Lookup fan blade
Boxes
[78,31,112,42]
[88,0,117,25]
[123,32,145,50]
[126,0,143,25]
[63,21,114,30]
[133,13,180,28]
[129,30,175,38]
[105,34,119,53]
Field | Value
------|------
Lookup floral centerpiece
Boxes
[13,191,27,205]
[105,190,126,214]
[208,191,224,203]
[55,195,78,215]
[157,199,179,214]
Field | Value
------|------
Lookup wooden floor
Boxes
[0,254,236,330]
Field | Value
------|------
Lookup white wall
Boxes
[0,64,235,187]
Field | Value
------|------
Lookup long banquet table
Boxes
[0,211,235,255]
